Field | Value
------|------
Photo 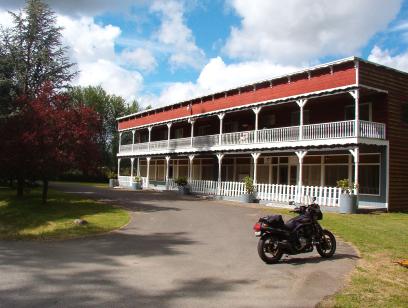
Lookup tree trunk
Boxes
[42,179,48,204]
[17,177,24,197]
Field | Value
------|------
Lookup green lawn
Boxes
[56,181,109,189]
[0,187,130,240]
[264,208,408,307]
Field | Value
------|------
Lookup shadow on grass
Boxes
[0,188,129,240]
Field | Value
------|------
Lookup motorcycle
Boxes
[253,199,336,264]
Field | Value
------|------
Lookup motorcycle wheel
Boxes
[316,229,336,258]
[257,236,283,264]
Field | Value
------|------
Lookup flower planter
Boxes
[178,185,191,195]
[109,179,118,188]
[339,193,358,214]
[131,182,142,190]
[240,193,255,203]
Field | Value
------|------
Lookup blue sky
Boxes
[0,0,407,107]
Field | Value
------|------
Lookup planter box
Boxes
[178,185,191,195]
[240,193,255,203]
[109,179,118,188]
[339,193,358,214]
[131,182,142,190]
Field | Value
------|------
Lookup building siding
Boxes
[359,62,408,211]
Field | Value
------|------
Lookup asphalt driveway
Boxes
[0,183,358,307]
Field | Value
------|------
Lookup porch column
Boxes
[349,89,360,137]
[251,153,261,185]
[349,147,359,194]
[148,126,152,151]
[137,157,140,176]
[218,113,225,145]
[189,119,195,147]
[216,153,224,195]
[130,158,134,179]
[165,156,170,190]
[146,157,151,187]
[295,150,307,202]
[131,130,135,153]
[252,107,262,142]
[167,123,172,149]
[296,99,308,140]
[117,158,121,177]
[188,155,195,182]
[119,132,122,151]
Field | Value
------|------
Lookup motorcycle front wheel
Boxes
[316,229,336,258]
[257,235,283,264]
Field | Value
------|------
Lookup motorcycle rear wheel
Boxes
[316,229,336,258]
[257,236,283,264]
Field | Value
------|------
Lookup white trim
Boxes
[118,85,359,132]
[386,144,389,210]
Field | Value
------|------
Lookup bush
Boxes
[175,176,188,186]
[133,176,142,183]
[243,176,254,194]
[336,178,357,194]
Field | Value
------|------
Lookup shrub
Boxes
[175,176,188,187]
[133,176,142,183]
[336,178,357,194]
[243,176,254,194]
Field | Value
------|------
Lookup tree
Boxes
[0,0,77,196]
[0,84,102,203]
[4,0,76,98]
[67,86,141,173]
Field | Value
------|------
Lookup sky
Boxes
[0,0,407,108]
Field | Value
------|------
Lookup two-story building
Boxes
[116,57,408,211]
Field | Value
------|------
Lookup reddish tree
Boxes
[0,84,102,202]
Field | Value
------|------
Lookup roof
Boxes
[117,56,408,122]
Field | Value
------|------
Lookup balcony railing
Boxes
[119,120,386,154]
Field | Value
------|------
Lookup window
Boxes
[325,165,348,187]
[401,103,408,124]
[291,110,310,125]
[359,154,380,195]
[175,127,183,138]
[345,103,372,121]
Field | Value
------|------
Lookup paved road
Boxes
[0,183,358,307]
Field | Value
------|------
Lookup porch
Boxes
[117,146,387,210]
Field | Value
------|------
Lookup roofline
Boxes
[117,56,407,121]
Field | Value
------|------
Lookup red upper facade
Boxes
[118,59,356,131]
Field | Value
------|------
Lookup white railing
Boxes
[119,144,133,153]
[148,140,168,151]
[222,130,255,145]
[303,120,355,140]
[141,177,148,188]
[190,179,218,195]
[118,176,132,187]
[169,137,191,149]
[255,183,342,207]
[193,134,219,148]
[257,126,300,143]
[120,120,386,154]
[360,120,386,139]
[220,181,246,197]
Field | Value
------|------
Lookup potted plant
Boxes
[107,170,118,188]
[175,176,190,195]
[337,179,358,214]
[131,176,143,190]
[240,176,256,203]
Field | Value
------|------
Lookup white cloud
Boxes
[0,11,14,29]
[120,48,157,72]
[150,0,206,70]
[368,46,408,72]
[141,57,299,107]
[58,16,120,63]
[76,59,143,102]
[224,0,402,64]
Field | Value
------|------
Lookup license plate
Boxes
[254,231,261,236]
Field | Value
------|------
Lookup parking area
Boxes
[0,183,358,307]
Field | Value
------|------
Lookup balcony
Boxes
[119,120,386,155]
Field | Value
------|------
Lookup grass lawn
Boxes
[0,187,130,240]
[264,208,408,307]
[56,181,109,189]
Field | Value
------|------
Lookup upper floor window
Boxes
[345,102,372,121]
[401,103,408,124]
[291,110,310,126]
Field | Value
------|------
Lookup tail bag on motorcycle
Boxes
[259,215,284,227]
